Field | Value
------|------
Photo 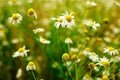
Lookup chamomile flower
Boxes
[89,52,99,62]
[63,11,75,28]
[39,36,51,44]
[86,1,97,7]
[83,19,100,30]
[97,57,110,67]
[8,0,21,5]
[27,8,37,19]
[33,28,44,34]
[52,16,65,28]
[12,46,30,58]
[82,48,91,56]
[65,37,73,44]
[103,47,119,56]
[8,13,22,24]
[26,61,36,71]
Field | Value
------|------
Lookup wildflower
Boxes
[86,1,97,7]
[102,75,109,80]
[65,37,72,44]
[89,52,99,62]
[82,48,91,56]
[12,46,30,58]
[103,18,109,24]
[33,28,44,34]
[82,73,92,80]
[83,19,100,30]
[16,68,22,79]
[27,8,37,19]
[63,11,75,28]
[52,16,65,28]
[62,53,70,61]
[8,13,22,24]
[97,57,110,67]
[8,0,21,5]
[26,61,36,71]
[103,47,119,56]
[70,47,79,53]
[88,62,99,71]
[39,36,51,44]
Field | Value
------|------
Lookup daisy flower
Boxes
[82,48,91,56]
[26,61,36,71]
[33,28,44,34]
[97,57,110,67]
[8,13,22,24]
[8,0,21,5]
[63,11,75,28]
[65,37,73,44]
[27,8,37,19]
[86,1,97,7]
[52,16,65,28]
[83,19,100,30]
[103,47,119,56]
[89,52,99,62]
[12,46,29,58]
[39,36,51,44]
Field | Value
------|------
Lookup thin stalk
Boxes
[32,70,37,80]
[75,64,78,80]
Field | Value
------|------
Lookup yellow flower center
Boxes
[12,14,19,20]
[57,18,63,22]
[66,15,72,22]
[11,0,17,3]
[28,8,35,15]
[89,21,94,27]
[85,74,90,78]
[85,48,90,51]
[108,47,115,51]
[28,61,34,66]
[100,61,110,67]
[92,52,96,56]
[62,53,70,61]
[18,48,24,53]
[102,75,108,80]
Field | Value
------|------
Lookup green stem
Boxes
[32,70,37,80]
[75,64,78,80]
[66,62,72,79]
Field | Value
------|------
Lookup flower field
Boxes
[0,0,120,80]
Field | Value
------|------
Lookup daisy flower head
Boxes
[83,19,100,30]
[82,48,91,56]
[12,46,30,58]
[97,57,110,68]
[39,36,51,44]
[52,16,65,29]
[16,68,22,79]
[27,8,37,19]
[33,28,44,34]
[65,37,72,44]
[8,0,21,5]
[103,47,119,56]
[62,53,70,61]
[26,61,36,71]
[63,11,75,28]
[8,13,22,25]
[86,1,97,7]
[89,52,99,62]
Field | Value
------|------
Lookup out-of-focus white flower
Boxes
[97,57,110,67]
[70,47,79,53]
[39,36,51,44]
[102,70,110,76]
[8,0,21,5]
[103,47,119,56]
[86,1,97,7]
[83,19,100,30]
[27,8,37,19]
[12,46,30,58]
[16,68,22,79]
[26,61,36,71]
[8,13,22,24]
[110,56,120,62]
[33,28,44,34]
[89,52,99,62]
[82,73,92,80]
[82,48,91,56]
[114,1,120,7]
[65,37,72,44]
